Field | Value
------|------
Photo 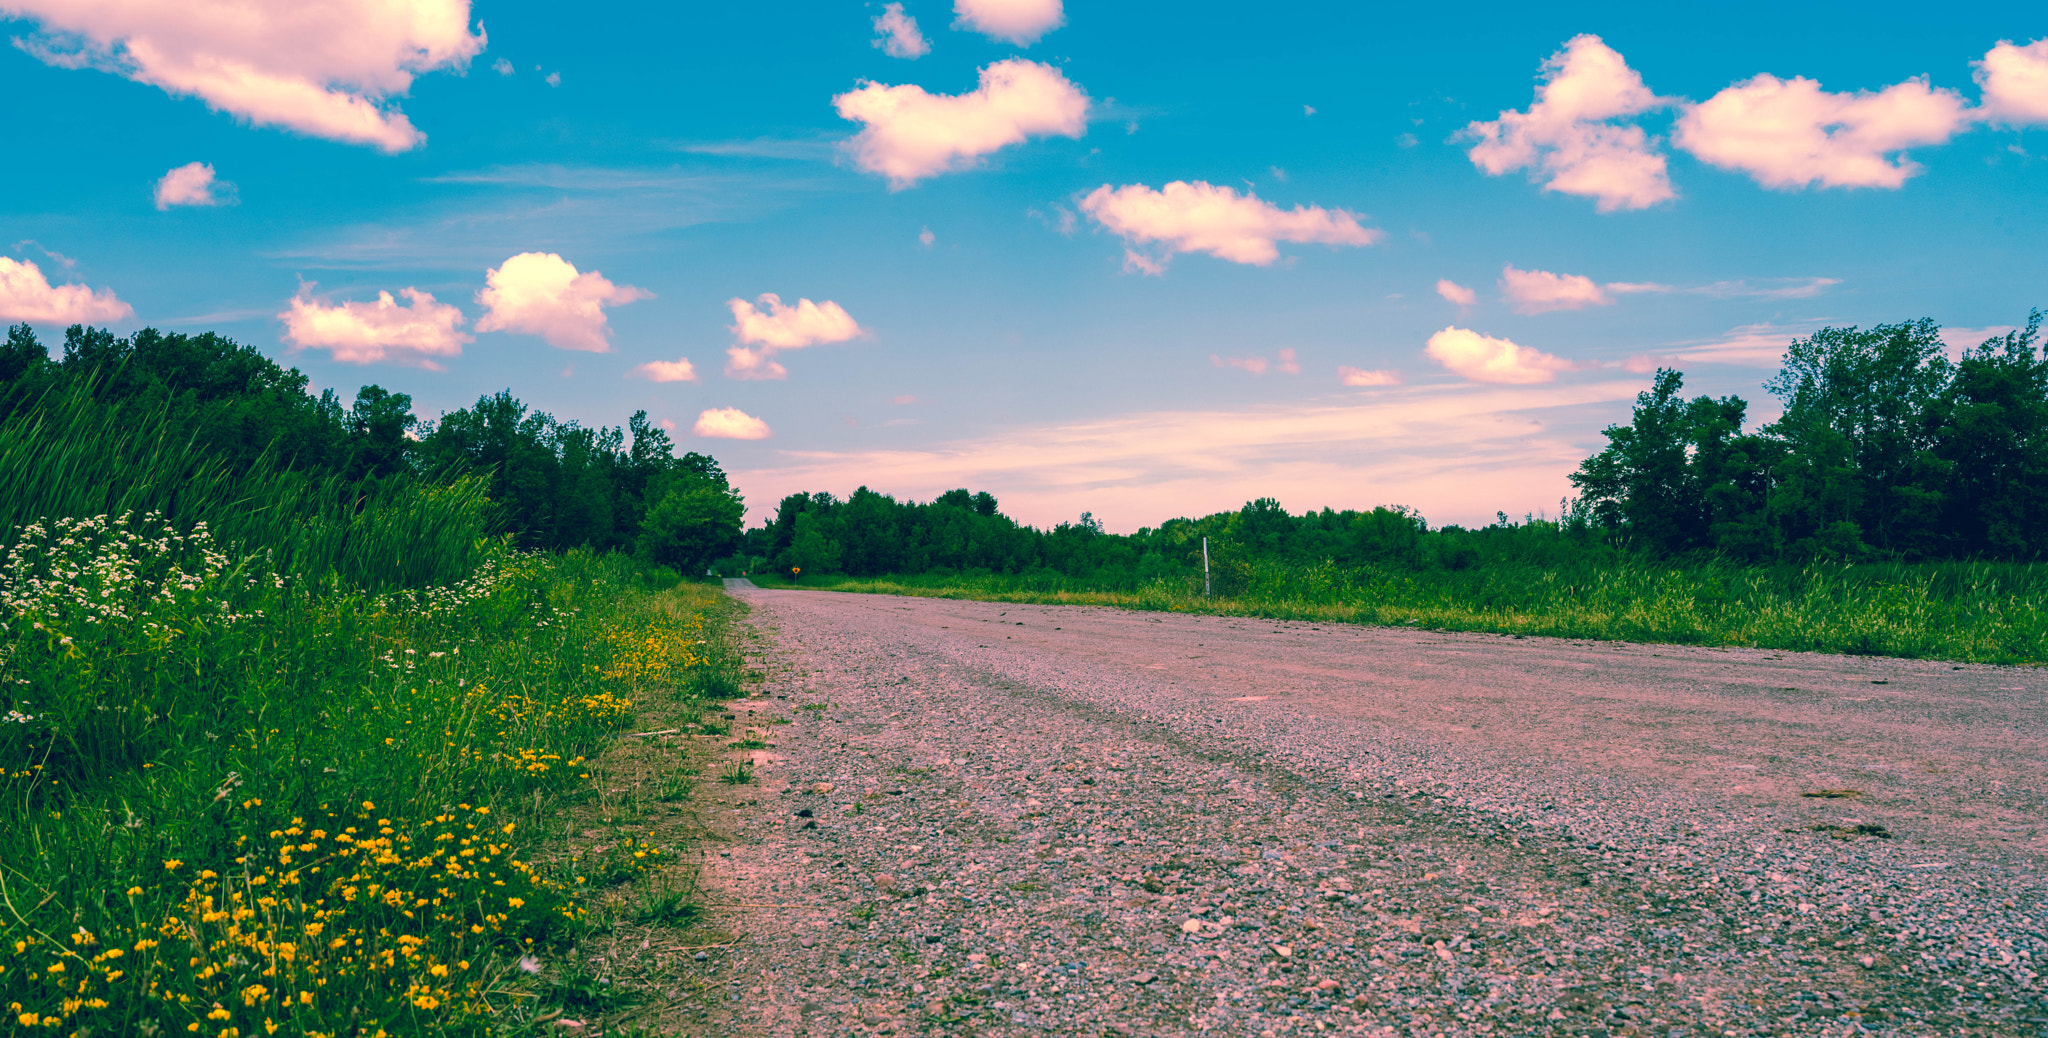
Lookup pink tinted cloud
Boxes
[1425,327,1577,384]
[0,256,131,325]
[872,3,929,59]
[693,407,772,440]
[1080,180,1379,270]
[730,380,1645,532]
[1499,265,1614,314]
[1674,74,1969,190]
[1461,34,1674,212]
[153,161,234,209]
[474,252,650,353]
[951,0,1063,45]
[1621,320,1826,372]
[1338,366,1401,387]
[6,0,484,152]
[834,59,1089,188]
[280,283,469,369]
[725,293,865,380]
[1212,349,1299,375]
[1975,39,2048,127]
[629,357,699,383]
[1435,279,1476,307]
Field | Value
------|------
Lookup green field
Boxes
[760,557,2048,665]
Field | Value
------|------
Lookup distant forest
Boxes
[0,323,745,572]
[5,313,2041,586]
[745,313,2048,583]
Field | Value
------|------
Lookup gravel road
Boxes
[683,588,2046,1037]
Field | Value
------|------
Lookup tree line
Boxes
[1572,313,2046,560]
[745,312,2048,582]
[0,324,745,572]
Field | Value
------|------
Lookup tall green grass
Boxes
[0,379,490,592]
[779,557,2048,664]
[0,384,724,1035]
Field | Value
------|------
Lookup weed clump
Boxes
[0,518,709,1036]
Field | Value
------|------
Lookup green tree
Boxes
[347,385,416,480]
[1570,369,1761,554]
[1763,320,1953,555]
[0,324,47,384]
[636,477,744,574]
[1929,312,2048,557]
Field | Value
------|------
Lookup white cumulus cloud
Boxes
[952,0,1062,45]
[1499,265,1614,314]
[474,252,649,353]
[1461,34,1674,212]
[629,357,698,383]
[694,406,772,440]
[0,256,132,325]
[1435,279,1476,307]
[1078,180,1380,271]
[834,58,1089,188]
[873,3,929,59]
[4,0,484,152]
[1977,39,2048,126]
[153,161,234,209]
[1674,73,1970,190]
[1425,327,1576,384]
[725,293,864,380]
[280,283,469,369]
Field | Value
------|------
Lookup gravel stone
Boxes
[686,590,2047,1037]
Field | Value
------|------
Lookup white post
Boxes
[1203,536,1211,597]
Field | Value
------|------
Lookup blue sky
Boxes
[2,0,2043,530]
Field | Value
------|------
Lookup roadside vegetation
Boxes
[0,324,754,1035]
[760,559,2048,663]
[738,314,2048,663]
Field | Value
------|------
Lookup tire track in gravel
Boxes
[685,589,2046,1038]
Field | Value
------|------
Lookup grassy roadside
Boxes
[753,559,2048,665]
[0,519,753,1037]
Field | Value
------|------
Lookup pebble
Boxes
[690,592,2047,1036]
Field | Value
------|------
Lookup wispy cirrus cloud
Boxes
[729,380,1646,531]
[1211,348,1300,376]
[628,357,698,382]
[1621,320,1822,372]
[1338,366,1401,387]
[1499,265,1613,314]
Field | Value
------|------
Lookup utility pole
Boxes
[1203,536,1211,597]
